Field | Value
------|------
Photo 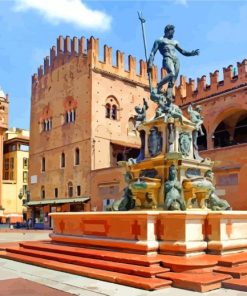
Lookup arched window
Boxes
[105,103,111,118]
[40,105,53,132]
[61,152,65,168]
[41,157,45,172]
[105,97,119,120]
[41,118,52,132]
[212,111,247,148]
[75,148,80,165]
[63,96,77,124]
[68,182,73,198]
[65,110,76,124]
[41,186,45,199]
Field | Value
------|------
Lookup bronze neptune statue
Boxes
[148,25,199,102]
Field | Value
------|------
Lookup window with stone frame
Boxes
[10,157,14,169]
[4,158,9,171]
[217,173,238,186]
[75,148,80,165]
[68,182,73,198]
[20,144,29,152]
[23,171,28,183]
[77,185,81,196]
[23,157,28,169]
[105,96,119,120]
[41,157,46,172]
[65,109,76,124]
[54,188,58,198]
[41,118,52,132]
[40,105,53,133]
[61,152,65,168]
[41,186,45,199]
[64,96,77,125]
[23,185,28,195]
[9,145,16,152]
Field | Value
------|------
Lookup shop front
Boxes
[26,197,90,229]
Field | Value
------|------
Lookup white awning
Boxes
[26,197,90,206]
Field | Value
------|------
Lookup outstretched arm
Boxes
[175,44,199,57]
[147,40,159,72]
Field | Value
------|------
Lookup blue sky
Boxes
[1,0,247,130]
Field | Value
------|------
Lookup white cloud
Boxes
[175,0,188,7]
[13,0,112,31]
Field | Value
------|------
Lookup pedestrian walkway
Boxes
[0,229,51,251]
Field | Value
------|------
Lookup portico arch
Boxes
[234,115,247,144]
[210,106,247,137]
[212,108,247,148]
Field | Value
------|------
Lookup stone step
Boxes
[159,254,218,272]
[20,241,160,266]
[214,265,247,278]
[218,252,247,267]
[1,251,171,291]
[156,271,232,292]
[6,247,168,278]
[223,277,247,292]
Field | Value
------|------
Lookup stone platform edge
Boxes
[49,210,247,256]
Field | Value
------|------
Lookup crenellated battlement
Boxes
[32,35,157,88]
[175,59,247,105]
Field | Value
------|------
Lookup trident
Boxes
[138,11,152,92]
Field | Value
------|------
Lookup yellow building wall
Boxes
[16,150,29,197]
[2,130,29,218]
[2,182,19,214]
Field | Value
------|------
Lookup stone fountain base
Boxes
[49,211,247,256]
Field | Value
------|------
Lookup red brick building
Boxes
[28,34,247,228]
[28,35,157,228]
[175,60,247,210]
